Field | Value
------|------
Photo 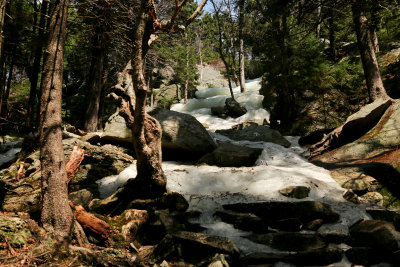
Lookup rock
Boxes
[246,232,326,251]
[156,209,186,234]
[225,98,247,118]
[360,192,384,206]
[319,231,349,244]
[269,218,302,232]
[342,189,360,204]
[349,220,399,252]
[366,207,400,231]
[172,231,240,263]
[150,109,217,160]
[102,112,133,145]
[293,248,342,266]
[202,254,231,267]
[81,132,102,144]
[312,101,400,206]
[345,247,385,266]
[160,192,189,212]
[279,186,310,199]
[68,189,95,210]
[211,106,228,119]
[213,211,268,233]
[0,215,32,247]
[216,124,291,148]
[223,201,340,224]
[240,252,295,265]
[119,209,149,241]
[198,142,263,167]
[298,128,334,147]
[150,232,239,265]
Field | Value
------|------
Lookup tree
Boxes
[39,0,73,239]
[238,0,246,92]
[83,1,111,132]
[97,0,208,212]
[351,0,389,101]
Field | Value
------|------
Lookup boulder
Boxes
[211,106,228,119]
[102,112,133,145]
[312,100,400,172]
[198,142,263,167]
[246,232,326,252]
[345,247,386,266]
[223,201,340,224]
[240,252,295,265]
[172,231,240,262]
[119,209,149,241]
[349,220,399,252]
[216,124,291,148]
[150,109,216,160]
[360,192,384,206]
[150,232,240,264]
[293,248,342,266]
[213,211,268,233]
[366,207,400,231]
[68,189,95,210]
[279,185,310,199]
[225,98,247,118]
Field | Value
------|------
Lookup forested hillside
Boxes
[0,0,399,266]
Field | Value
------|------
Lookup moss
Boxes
[378,187,400,209]
[0,217,32,247]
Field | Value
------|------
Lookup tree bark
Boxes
[327,6,337,61]
[39,0,73,240]
[184,32,189,104]
[351,0,389,101]
[0,0,7,63]
[27,0,49,129]
[211,0,235,99]
[83,26,107,132]
[1,51,14,118]
[238,0,246,92]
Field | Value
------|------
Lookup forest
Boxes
[0,0,400,266]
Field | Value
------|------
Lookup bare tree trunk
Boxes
[1,51,14,118]
[27,0,48,129]
[211,0,235,99]
[238,0,246,92]
[39,0,73,240]
[196,31,203,82]
[83,26,107,132]
[352,0,389,101]
[184,32,189,104]
[0,0,7,63]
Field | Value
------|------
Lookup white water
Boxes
[97,80,369,260]
[0,141,22,167]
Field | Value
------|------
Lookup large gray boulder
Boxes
[216,124,291,148]
[102,112,133,144]
[198,142,262,167]
[150,109,216,160]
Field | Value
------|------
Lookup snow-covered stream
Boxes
[97,79,370,258]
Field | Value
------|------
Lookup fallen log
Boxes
[66,146,85,184]
[69,202,111,247]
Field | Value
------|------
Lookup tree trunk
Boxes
[27,0,48,129]
[351,1,389,101]
[1,52,14,118]
[270,12,295,131]
[238,0,246,92]
[83,25,107,132]
[0,0,7,63]
[39,0,73,240]
[211,0,235,99]
[184,32,189,104]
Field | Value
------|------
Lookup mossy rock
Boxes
[0,216,32,247]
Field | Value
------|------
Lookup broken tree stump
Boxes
[66,146,85,184]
